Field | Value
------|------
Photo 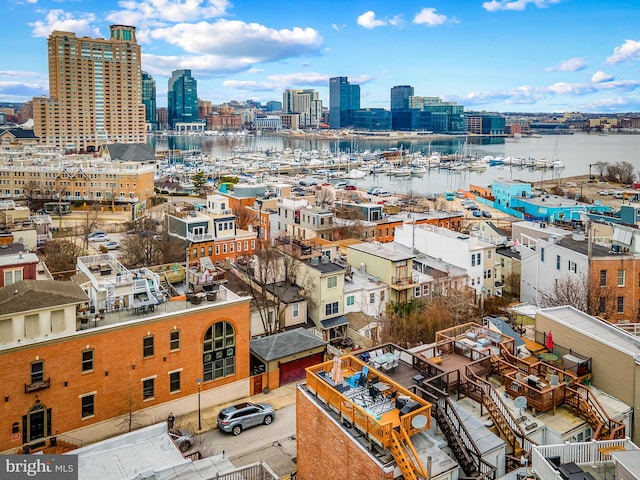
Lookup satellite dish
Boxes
[411,415,428,429]
[514,396,528,409]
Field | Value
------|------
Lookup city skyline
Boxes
[1,0,640,113]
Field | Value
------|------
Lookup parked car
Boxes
[345,184,357,191]
[88,231,107,239]
[426,193,437,201]
[334,181,348,189]
[455,191,465,199]
[482,211,493,218]
[597,190,610,196]
[376,190,391,197]
[217,402,275,436]
[89,234,110,242]
[472,210,483,217]
[103,241,120,250]
[613,191,624,199]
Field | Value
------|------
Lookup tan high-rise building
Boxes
[33,25,146,152]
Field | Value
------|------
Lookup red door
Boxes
[279,353,324,384]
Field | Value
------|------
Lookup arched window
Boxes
[203,321,235,381]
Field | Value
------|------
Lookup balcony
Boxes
[24,378,51,393]
[391,275,417,290]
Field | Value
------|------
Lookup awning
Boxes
[321,315,348,329]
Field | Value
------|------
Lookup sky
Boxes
[2,0,640,113]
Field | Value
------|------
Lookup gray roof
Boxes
[0,128,38,139]
[100,143,156,162]
[250,327,326,361]
[348,241,415,262]
[540,305,640,357]
[303,258,345,274]
[0,280,88,316]
[557,236,613,257]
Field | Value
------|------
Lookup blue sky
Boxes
[2,0,640,113]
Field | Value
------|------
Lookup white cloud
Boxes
[591,71,614,83]
[142,53,258,77]
[149,20,323,61]
[357,11,387,29]
[107,0,230,26]
[0,70,41,78]
[29,9,101,38]
[483,0,560,12]
[413,8,451,27]
[546,57,587,72]
[606,39,640,64]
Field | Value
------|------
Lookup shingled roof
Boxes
[0,280,88,316]
[250,327,326,362]
[99,143,156,162]
[0,128,38,139]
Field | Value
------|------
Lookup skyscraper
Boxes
[329,77,360,129]
[282,89,322,128]
[390,85,414,110]
[167,69,198,128]
[142,71,157,130]
[33,25,146,152]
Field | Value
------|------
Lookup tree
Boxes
[42,240,82,280]
[540,275,617,320]
[594,161,608,179]
[605,161,635,184]
[192,171,207,195]
[315,188,335,207]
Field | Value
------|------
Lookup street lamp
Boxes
[195,378,202,431]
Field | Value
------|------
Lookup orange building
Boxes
[373,211,463,243]
[0,279,251,453]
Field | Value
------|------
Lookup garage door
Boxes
[279,353,324,385]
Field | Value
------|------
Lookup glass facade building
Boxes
[390,85,414,110]
[329,77,360,129]
[168,69,198,128]
[352,109,392,131]
[142,71,157,130]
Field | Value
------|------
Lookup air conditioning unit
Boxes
[311,257,320,266]
[321,255,329,264]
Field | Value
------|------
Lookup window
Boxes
[251,240,255,250]
[380,290,385,301]
[471,254,476,267]
[31,361,44,384]
[292,303,299,318]
[541,247,545,261]
[327,276,337,288]
[170,330,180,351]
[423,284,429,295]
[208,246,212,256]
[599,297,606,314]
[244,241,248,250]
[25,314,39,338]
[4,268,23,285]
[600,270,607,287]
[477,253,481,265]
[215,245,220,255]
[81,394,95,419]
[346,296,354,306]
[556,255,561,270]
[169,371,181,393]
[203,321,235,382]
[143,335,154,358]
[488,250,492,259]
[568,261,577,273]
[223,243,227,254]
[369,293,375,304]
[50,309,65,333]
[618,269,625,287]
[414,287,421,297]
[237,241,241,252]
[0,318,12,343]
[143,378,155,400]
[81,349,94,373]
[325,302,339,315]
[230,242,234,253]
[617,296,625,313]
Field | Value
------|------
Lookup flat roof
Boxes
[348,241,414,261]
[539,306,640,358]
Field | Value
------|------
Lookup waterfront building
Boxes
[156,107,168,131]
[277,198,333,241]
[279,113,300,131]
[466,114,506,135]
[205,106,242,131]
[197,98,213,120]
[282,89,322,128]
[329,77,360,129]
[390,85,414,110]
[254,115,282,130]
[167,69,199,129]
[352,108,392,131]
[32,25,146,152]
[141,71,157,131]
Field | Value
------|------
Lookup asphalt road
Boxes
[188,404,297,477]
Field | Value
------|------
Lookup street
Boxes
[188,404,297,477]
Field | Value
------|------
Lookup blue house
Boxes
[509,194,610,222]
[492,179,532,209]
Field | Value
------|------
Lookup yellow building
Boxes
[33,25,146,152]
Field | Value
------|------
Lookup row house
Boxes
[277,197,333,240]
[166,194,258,266]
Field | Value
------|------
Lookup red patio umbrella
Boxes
[546,331,553,351]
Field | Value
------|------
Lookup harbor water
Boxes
[150,133,640,195]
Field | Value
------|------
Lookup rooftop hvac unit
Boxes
[311,257,320,266]
[321,255,329,264]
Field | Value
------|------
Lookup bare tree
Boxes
[235,205,257,231]
[315,188,335,207]
[594,161,608,179]
[541,275,617,320]
[605,161,635,184]
[42,239,82,280]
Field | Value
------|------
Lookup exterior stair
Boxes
[433,398,480,477]
[389,426,427,480]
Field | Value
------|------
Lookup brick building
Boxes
[0,278,251,453]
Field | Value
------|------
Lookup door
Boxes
[25,404,49,447]
[253,374,263,394]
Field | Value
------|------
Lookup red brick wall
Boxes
[0,300,250,451]
[296,388,394,480]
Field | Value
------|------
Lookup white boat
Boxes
[346,168,367,179]
[410,165,427,175]
[390,166,411,177]
[550,159,565,169]
[534,158,551,169]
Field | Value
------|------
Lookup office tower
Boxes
[329,77,360,129]
[167,69,198,128]
[266,101,282,112]
[156,107,168,131]
[283,89,323,128]
[390,85,414,110]
[197,99,213,120]
[33,25,146,152]
[142,71,157,130]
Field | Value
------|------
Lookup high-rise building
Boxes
[282,89,322,128]
[156,107,168,131]
[17,101,33,125]
[32,25,146,152]
[266,101,282,112]
[197,99,213,120]
[329,77,360,129]
[167,69,198,128]
[142,71,157,130]
[390,85,414,110]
